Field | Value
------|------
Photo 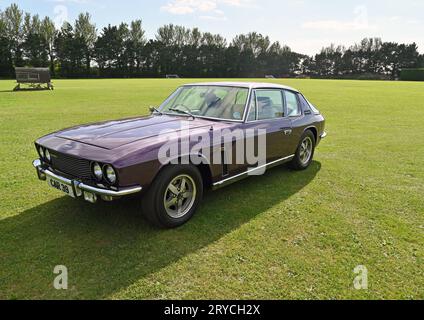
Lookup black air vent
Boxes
[50,151,92,179]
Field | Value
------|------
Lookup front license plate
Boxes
[47,177,76,198]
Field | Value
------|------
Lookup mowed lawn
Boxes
[0,78,423,300]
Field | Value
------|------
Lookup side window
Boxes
[285,91,301,117]
[255,90,284,120]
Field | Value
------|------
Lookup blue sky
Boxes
[1,0,423,55]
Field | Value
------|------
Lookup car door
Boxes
[284,90,307,155]
[243,89,294,164]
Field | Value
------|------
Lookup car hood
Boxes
[54,115,218,150]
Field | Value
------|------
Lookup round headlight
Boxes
[39,146,45,159]
[92,162,103,180]
[105,165,117,184]
[45,149,51,162]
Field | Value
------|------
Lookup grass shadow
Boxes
[0,162,321,299]
[0,87,52,93]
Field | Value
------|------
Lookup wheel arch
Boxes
[156,153,213,189]
[304,126,318,143]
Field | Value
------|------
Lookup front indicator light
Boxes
[84,192,97,204]
[39,146,45,159]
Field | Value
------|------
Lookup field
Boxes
[0,78,423,300]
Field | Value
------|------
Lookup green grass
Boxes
[0,78,423,300]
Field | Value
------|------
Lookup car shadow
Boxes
[0,162,321,299]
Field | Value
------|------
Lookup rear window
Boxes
[299,94,320,115]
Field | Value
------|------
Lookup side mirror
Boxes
[149,106,163,115]
[149,106,159,114]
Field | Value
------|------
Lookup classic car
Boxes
[33,82,326,228]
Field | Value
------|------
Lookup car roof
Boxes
[183,82,299,93]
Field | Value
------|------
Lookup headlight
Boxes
[105,165,117,184]
[45,149,51,162]
[39,146,45,159]
[92,162,103,180]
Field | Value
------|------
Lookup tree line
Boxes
[1,3,423,79]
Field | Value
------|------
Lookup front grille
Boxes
[50,151,92,179]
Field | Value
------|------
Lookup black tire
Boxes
[290,130,316,170]
[141,165,203,228]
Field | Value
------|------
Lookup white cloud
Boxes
[161,0,254,19]
[161,0,216,15]
[49,0,91,3]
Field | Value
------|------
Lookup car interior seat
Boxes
[257,97,274,120]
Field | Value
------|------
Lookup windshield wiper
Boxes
[169,108,196,120]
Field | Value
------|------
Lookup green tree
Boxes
[3,3,24,67]
[95,24,128,76]
[380,42,420,79]
[0,10,14,77]
[22,13,49,67]
[231,32,271,77]
[55,22,86,77]
[40,17,56,73]
[74,12,97,74]
[128,20,146,72]
[419,54,424,68]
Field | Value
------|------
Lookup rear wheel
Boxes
[141,165,203,228]
[290,130,316,170]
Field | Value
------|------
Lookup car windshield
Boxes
[160,86,249,121]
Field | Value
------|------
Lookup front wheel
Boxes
[290,130,316,170]
[141,165,203,228]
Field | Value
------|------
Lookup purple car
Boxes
[33,82,326,228]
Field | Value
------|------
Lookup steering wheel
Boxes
[208,97,222,108]
[173,104,192,112]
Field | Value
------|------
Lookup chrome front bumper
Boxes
[33,159,142,202]
[320,132,328,139]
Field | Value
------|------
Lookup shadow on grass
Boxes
[0,162,321,299]
[0,87,52,93]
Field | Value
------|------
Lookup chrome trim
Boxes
[161,112,246,123]
[77,182,141,197]
[33,160,142,198]
[320,132,327,139]
[213,155,295,188]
